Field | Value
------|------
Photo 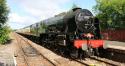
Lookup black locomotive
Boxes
[22,7,104,58]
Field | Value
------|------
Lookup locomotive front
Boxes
[68,8,104,56]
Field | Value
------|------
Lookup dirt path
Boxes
[0,32,16,66]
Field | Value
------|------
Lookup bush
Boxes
[0,26,11,44]
[0,0,10,44]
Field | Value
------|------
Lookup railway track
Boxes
[70,56,124,66]
[17,32,125,66]
[14,33,56,66]
[90,56,124,66]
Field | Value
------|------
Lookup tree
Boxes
[0,0,10,44]
[0,0,9,26]
[93,0,125,30]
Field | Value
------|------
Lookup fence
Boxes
[101,29,125,42]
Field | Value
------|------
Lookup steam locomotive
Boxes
[20,7,104,58]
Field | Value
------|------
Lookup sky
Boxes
[6,0,96,29]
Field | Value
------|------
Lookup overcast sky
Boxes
[7,0,96,29]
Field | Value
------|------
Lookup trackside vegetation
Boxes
[0,0,10,44]
[93,0,125,30]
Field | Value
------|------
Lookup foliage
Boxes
[93,0,125,29]
[0,0,10,44]
[0,0,9,26]
[0,26,11,44]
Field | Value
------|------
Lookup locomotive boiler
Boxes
[25,7,104,58]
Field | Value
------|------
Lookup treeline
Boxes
[0,0,10,44]
[93,0,125,30]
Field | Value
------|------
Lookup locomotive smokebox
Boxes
[63,7,96,34]
[75,9,95,33]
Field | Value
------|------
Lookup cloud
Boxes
[8,12,37,25]
[10,0,71,20]
[7,0,72,29]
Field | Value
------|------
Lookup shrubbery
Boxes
[0,26,11,44]
[0,0,10,44]
[94,0,125,30]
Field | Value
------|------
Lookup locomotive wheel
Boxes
[84,46,94,57]
[70,49,79,59]
[94,48,100,56]
[59,46,65,56]
[97,48,105,57]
